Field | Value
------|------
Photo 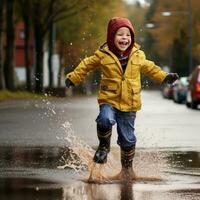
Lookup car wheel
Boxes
[173,93,178,103]
[186,91,192,108]
[186,102,191,108]
[176,95,182,104]
[173,96,177,103]
[191,101,198,109]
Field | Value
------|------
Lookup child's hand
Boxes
[65,78,74,88]
[163,73,179,84]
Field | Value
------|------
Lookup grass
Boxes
[0,90,44,101]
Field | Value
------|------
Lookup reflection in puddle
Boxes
[0,146,64,169]
[167,151,200,169]
[0,178,63,200]
[62,182,200,200]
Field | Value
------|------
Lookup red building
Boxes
[15,22,34,82]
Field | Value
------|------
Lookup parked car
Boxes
[172,77,188,103]
[186,65,200,109]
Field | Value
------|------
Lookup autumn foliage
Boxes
[144,0,200,76]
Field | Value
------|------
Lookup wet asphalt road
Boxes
[0,90,199,148]
[0,90,200,200]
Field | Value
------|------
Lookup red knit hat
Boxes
[107,17,135,57]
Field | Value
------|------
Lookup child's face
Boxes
[114,27,132,53]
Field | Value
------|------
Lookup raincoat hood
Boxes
[107,17,135,57]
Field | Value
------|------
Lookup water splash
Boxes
[57,121,94,172]
[56,121,120,182]
[57,121,168,184]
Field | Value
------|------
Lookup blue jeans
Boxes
[96,104,137,149]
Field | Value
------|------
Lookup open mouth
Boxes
[119,41,129,45]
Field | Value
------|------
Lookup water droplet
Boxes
[51,109,56,115]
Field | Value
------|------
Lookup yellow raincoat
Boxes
[66,44,167,112]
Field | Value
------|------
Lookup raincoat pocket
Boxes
[98,78,118,102]
[100,79,118,93]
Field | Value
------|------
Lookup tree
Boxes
[31,0,89,93]
[31,1,45,93]
[4,0,15,90]
[18,0,32,91]
[47,4,54,88]
[171,29,189,76]
[0,0,5,90]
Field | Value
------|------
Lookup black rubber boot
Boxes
[121,146,135,169]
[93,128,112,164]
[120,145,136,181]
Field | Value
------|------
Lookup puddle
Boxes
[0,121,200,199]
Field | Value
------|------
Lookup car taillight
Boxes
[196,83,200,92]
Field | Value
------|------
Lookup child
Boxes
[65,17,178,180]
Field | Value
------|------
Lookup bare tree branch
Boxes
[43,2,88,35]
[53,5,88,24]
[44,0,79,29]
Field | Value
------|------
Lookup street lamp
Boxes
[145,23,156,29]
[161,0,193,74]
[162,11,172,17]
